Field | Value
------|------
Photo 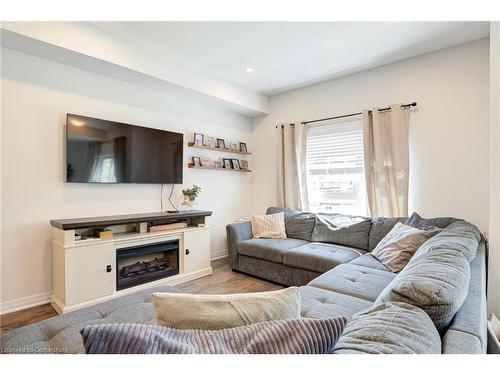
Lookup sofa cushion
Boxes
[266,207,316,241]
[151,288,300,330]
[333,302,441,354]
[311,214,372,250]
[349,254,390,272]
[412,220,481,263]
[300,286,372,321]
[81,317,347,354]
[375,249,470,331]
[283,243,365,273]
[237,238,308,264]
[308,264,396,302]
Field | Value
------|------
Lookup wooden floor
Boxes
[0,258,282,335]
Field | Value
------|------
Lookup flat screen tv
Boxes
[66,114,183,184]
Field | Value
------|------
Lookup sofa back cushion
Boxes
[266,207,316,241]
[334,302,441,354]
[412,220,481,263]
[375,249,470,332]
[310,214,372,250]
[369,216,457,251]
[152,287,301,330]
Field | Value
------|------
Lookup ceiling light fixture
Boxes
[245,67,254,73]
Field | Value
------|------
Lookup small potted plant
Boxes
[182,185,201,207]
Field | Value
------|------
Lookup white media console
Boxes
[50,210,212,314]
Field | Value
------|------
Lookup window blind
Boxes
[306,118,368,216]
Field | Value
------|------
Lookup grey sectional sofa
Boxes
[226,207,488,354]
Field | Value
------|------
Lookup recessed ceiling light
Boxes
[245,67,254,73]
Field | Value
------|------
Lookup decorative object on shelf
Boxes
[217,138,226,149]
[239,142,248,153]
[94,228,113,239]
[241,160,249,170]
[223,158,232,169]
[206,136,216,148]
[182,185,202,208]
[228,141,238,151]
[231,159,241,170]
[192,156,202,167]
[201,155,212,167]
[194,133,204,146]
[214,161,223,169]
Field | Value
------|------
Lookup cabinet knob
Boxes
[185,249,190,255]
[106,265,112,273]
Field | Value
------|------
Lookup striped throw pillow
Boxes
[81,317,347,354]
[251,212,287,239]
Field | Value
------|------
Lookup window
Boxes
[306,117,368,216]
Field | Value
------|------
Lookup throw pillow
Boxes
[488,313,500,354]
[81,317,347,354]
[250,212,287,239]
[405,212,443,237]
[371,222,430,272]
[151,287,300,330]
[333,302,441,354]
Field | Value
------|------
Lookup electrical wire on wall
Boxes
[168,184,178,212]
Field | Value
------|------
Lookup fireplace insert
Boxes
[116,240,179,291]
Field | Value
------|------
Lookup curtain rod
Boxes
[275,102,417,128]
[302,102,417,125]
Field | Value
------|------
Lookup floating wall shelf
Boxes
[188,165,252,173]
[187,142,252,155]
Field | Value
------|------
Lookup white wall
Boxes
[489,22,500,316]
[0,47,252,311]
[251,39,490,232]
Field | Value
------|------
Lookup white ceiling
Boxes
[93,22,490,96]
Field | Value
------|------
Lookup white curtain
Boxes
[276,122,308,211]
[363,104,410,217]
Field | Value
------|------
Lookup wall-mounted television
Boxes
[66,114,183,184]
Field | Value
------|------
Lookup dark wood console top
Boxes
[50,210,212,230]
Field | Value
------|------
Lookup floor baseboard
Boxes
[211,250,228,261]
[0,291,52,315]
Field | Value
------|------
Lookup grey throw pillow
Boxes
[265,207,316,241]
[81,317,347,354]
[311,214,372,250]
[375,249,470,331]
[334,302,441,354]
[405,212,443,237]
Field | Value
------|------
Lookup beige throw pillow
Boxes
[251,212,287,239]
[151,287,300,330]
[372,222,430,272]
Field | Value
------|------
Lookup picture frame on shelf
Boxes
[217,138,226,149]
[231,159,240,170]
[214,161,223,169]
[223,158,232,169]
[228,141,238,150]
[192,156,202,167]
[206,136,216,148]
[239,142,248,153]
[194,133,204,146]
[240,160,249,170]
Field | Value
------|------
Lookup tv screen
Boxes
[66,114,183,184]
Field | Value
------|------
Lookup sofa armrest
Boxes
[226,221,253,269]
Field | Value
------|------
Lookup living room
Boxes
[1,0,500,371]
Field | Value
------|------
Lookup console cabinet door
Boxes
[183,229,210,274]
[65,243,115,306]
